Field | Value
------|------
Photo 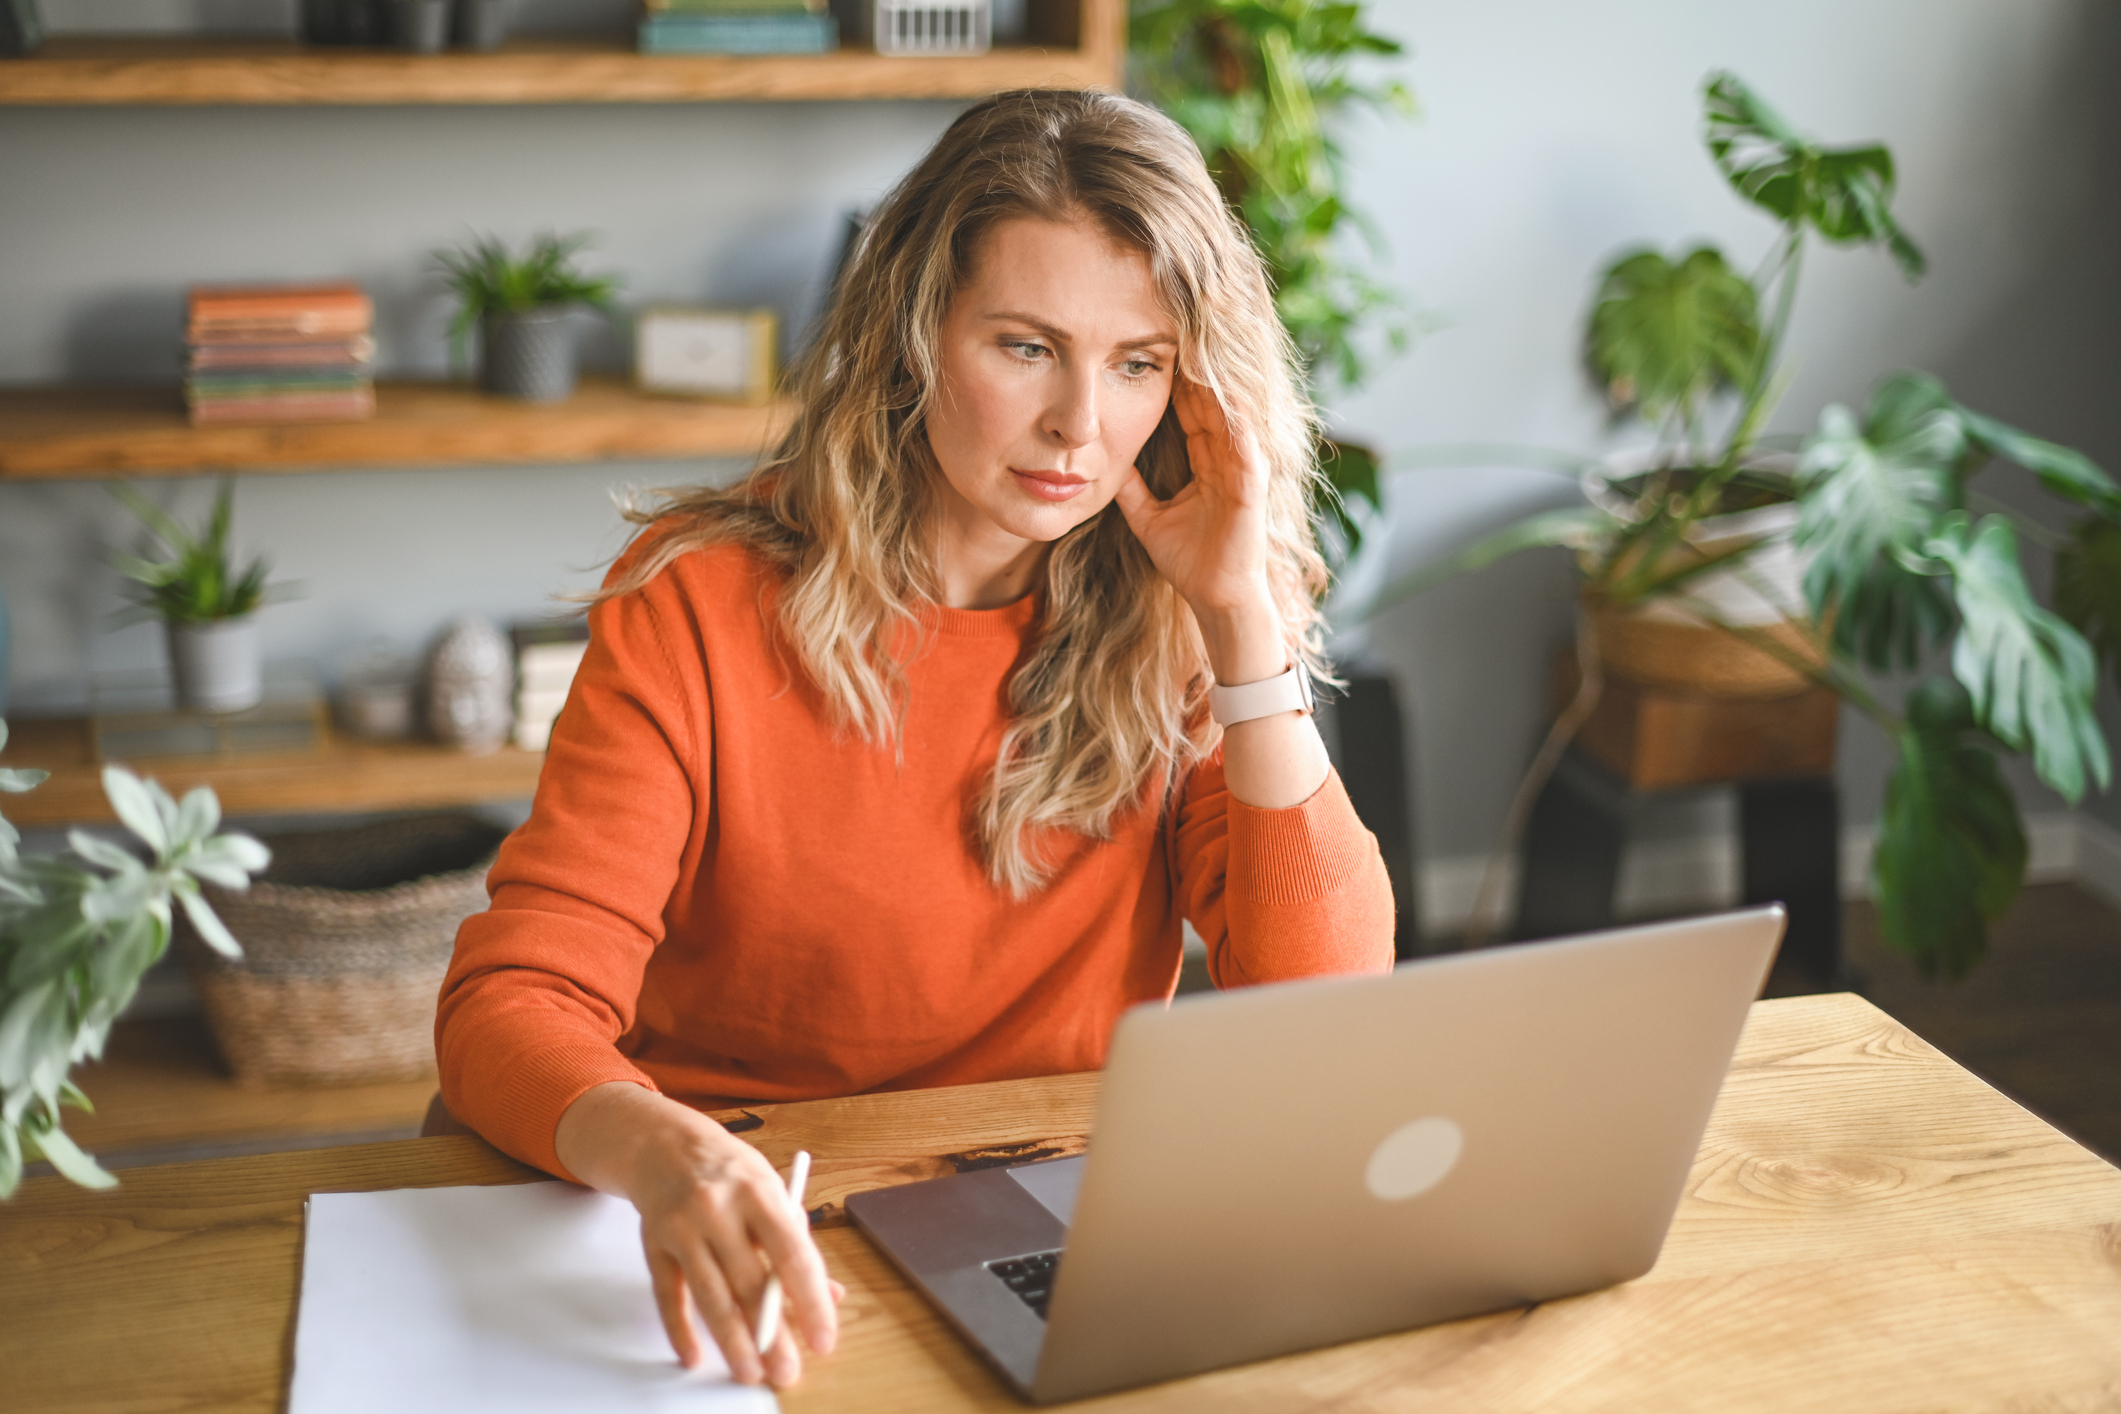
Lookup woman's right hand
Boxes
[554,1080,840,1388]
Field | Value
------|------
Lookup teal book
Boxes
[638,12,836,52]
[188,368,371,389]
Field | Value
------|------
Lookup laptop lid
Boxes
[1028,905,1783,1402]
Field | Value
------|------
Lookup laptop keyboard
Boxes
[986,1250,1062,1319]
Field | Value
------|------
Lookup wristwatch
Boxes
[1209,663,1316,726]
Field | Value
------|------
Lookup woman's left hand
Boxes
[1113,375,1276,623]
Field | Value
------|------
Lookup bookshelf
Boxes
[0,716,547,826]
[0,378,796,478]
[0,7,1121,106]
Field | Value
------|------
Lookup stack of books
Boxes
[512,621,591,751]
[638,0,836,54]
[185,283,376,426]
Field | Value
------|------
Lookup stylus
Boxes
[753,1149,812,1356]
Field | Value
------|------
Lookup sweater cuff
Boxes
[1227,767,1375,905]
[481,1041,660,1184]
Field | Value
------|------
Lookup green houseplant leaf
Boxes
[108,480,286,626]
[1958,408,2121,520]
[1703,72,1925,279]
[1923,512,2110,802]
[1872,677,2028,978]
[0,731,270,1197]
[437,232,622,375]
[1586,246,1759,433]
[1795,395,1959,671]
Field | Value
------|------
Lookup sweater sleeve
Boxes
[1171,752,1396,989]
[434,574,704,1182]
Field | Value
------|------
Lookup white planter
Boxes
[167,616,263,714]
[1586,456,1810,628]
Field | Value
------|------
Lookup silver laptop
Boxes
[846,906,1783,1404]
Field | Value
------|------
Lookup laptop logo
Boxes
[1364,1116,1464,1201]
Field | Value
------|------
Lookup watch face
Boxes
[638,313,751,396]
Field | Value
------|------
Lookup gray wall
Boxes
[5,0,2118,878]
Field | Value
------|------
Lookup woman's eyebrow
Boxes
[983,310,1179,350]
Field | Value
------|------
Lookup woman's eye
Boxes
[1118,358,1161,380]
[1004,341,1051,362]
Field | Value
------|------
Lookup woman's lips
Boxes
[1011,469,1090,502]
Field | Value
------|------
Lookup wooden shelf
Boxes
[0,27,1119,105]
[0,716,546,825]
[0,377,796,478]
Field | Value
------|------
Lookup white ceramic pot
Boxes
[167,615,263,714]
[1581,455,1826,698]
[1585,455,1810,628]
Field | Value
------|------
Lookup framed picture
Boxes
[634,306,778,404]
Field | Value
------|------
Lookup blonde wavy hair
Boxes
[605,88,1331,894]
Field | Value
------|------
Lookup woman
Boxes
[435,88,1395,1390]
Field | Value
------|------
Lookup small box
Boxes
[873,0,988,55]
[635,306,778,404]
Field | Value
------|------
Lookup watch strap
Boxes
[1209,663,1315,726]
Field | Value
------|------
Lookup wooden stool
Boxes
[1512,665,1844,984]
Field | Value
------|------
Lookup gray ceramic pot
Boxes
[480,308,578,403]
[167,616,263,714]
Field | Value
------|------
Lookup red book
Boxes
[187,282,373,339]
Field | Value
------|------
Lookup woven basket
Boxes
[176,813,505,1087]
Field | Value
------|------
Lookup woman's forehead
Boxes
[957,217,1179,343]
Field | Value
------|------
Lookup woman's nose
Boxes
[1043,364,1101,449]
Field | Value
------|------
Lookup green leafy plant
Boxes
[1130,0,1415,553]
[435,231,622,372]
[109,479,286,627]
[0,718,269,1195]
[1390,73,2120,975]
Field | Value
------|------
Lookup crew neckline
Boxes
[927,590,1042,639]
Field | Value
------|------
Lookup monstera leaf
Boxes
[1924,513,2110,803]
[1795,396,1959,670]
[2056,516,2121,695]
[1872,678,2028,979]
[1704,72,1925,278]
[1586,245,1760,429]
[1958,408,2121,520]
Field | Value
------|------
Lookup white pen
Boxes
[753,1149,812,1358]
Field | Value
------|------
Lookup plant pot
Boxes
[480,307,577,403]
[166,615,263,714]
[1583,462,1824,698]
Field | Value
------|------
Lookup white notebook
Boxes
[291,1181,777,1414]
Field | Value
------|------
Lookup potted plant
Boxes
[1388,73,2121,976]
[437,231,621,404]
[0,717,270,1194]
[1130,0,1413,555]
[111,479,289,715]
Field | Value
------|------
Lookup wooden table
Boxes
[6,993,2121,1411]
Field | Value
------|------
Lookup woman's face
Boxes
[926,216,1180,568]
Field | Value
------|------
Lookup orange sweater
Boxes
[436,542,1395,1180]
